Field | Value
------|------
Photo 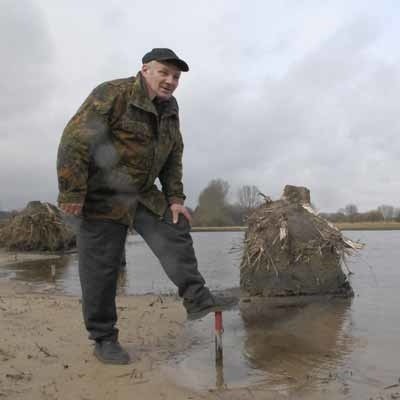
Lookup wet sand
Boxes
[1,283,398,400]
[0,279,197,400]
[1,246,400,399]
[1,279,290,400]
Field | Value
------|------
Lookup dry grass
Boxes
[0,201,75,252]
[238,197,362,297]
[335,221,400,231]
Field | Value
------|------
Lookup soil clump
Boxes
[0,201,75,252]
[240,185,362,297]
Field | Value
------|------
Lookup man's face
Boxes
[141,61,181,100]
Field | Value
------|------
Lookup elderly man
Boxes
[57,48,234,365]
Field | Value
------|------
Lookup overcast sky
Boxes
[1,0,399,212]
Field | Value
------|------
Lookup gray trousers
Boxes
[77,203,210,341]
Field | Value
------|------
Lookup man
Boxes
[57,48,235,365]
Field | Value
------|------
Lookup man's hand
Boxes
[59,203,83,216]
[170,203,192,224]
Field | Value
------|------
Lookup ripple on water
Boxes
[163,297,354,394]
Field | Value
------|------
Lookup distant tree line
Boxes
[191,179,262,226]
[0,180,263,228]
[1,182,399,227]
[320,204,400,223]
[190,179,400,226]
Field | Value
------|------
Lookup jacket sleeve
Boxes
[57,83,116,205]
[158,129,186,205]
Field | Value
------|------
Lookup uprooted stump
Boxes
[0,201,76,252]
[240,185,362,297]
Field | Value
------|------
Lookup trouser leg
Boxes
[77,218,127,341]
[133,204,211,301]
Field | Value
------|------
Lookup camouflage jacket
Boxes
[57,72,186,225]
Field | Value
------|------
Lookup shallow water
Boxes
[164,231,400,398]
[165,298,354,394]
[0,231,243,295]
[2,230,400,397]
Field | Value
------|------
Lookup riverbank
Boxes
[191,222,400,232]
[336,221,400,230]
[0,250,61,267]
[1,283,397,400]
[1,250,399,399]
[191,226,246,232]
[0,281,316,400]
[0,280,197,400]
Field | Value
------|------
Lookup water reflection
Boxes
[116,268,128,295]
[239,297,353,394]
[215,357,226,390]
[5,256,72,283]
[0,232,242,295]
[167,296,352,392]
[3,231,400,397]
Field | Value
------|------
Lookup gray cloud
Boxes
[0,1,399,213]
[0,0,58,208]
[0,0,54,117]
[182,16,399,211]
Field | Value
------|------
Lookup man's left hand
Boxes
[170,203,192,224]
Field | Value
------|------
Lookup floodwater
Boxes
[0,231,243,295]
[2,230,400,398]
[164,231,400,399]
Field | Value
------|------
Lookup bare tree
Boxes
[237,185,262,211]
[363,210,384,222]
[378,204,395,221]
[344,204,358,216]
[343,204,358,222]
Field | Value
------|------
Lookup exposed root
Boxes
[0,201,75,252]
[240,185,363,297]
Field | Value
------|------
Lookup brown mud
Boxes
[240,185,359,297]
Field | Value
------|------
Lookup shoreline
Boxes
[1,280,395,399]
[191,222,400,232]
[0,279,196,400]
[0,253,397,399]
[0,250,62,267]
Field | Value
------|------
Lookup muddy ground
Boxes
[0,251,398,399]
[1,279,290,400]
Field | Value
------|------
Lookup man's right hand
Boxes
[59,203,83,216]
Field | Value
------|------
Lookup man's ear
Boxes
[141,63,149,75]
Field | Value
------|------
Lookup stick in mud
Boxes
[214,311,225,389]
[215,311,223,365]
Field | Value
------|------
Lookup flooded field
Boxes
[164,231,400,398]
[0,231,244,295]
[1,230,400,398]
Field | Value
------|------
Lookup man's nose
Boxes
[165,75,174,84]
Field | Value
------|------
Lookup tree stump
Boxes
[240,186,358,297]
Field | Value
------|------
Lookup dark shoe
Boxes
[184,294,238,321]
[94,340,130,365]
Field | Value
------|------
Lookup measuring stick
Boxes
[214,311,224,365]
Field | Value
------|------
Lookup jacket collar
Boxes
[128,72,178,118]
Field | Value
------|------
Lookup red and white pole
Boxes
[214,311,224,365]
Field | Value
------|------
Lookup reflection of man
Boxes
[57,48,234,365]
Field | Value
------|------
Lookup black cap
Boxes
[142,48,189,72]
